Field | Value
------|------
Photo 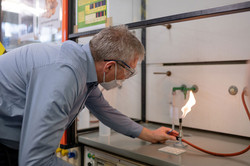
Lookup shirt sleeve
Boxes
[19,63,80,166]
[85,87,143,138]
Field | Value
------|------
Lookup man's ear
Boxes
[103,61,116,72]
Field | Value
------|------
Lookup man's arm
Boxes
[85,87,178,143]
[86,87,143,138]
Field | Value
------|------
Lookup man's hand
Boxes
[138,127,179,144]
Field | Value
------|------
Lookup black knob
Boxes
[88,162,92,166]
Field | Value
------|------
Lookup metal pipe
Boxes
[172,85,198,99]
[141,0,146,122]
[179,118,183,138]
[174,118,187,148]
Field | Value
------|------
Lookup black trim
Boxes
[68,0,75,35]
[163,60,248,66]
[141,0,146,122]
[126,1,250,29]
[80,145,84,166]
[77,127,99,134]
[69,28,102,39]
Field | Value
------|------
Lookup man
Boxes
[0,25,178,166]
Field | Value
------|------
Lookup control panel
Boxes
[84,146,148,166]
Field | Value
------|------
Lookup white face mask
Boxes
[100,63,122,90]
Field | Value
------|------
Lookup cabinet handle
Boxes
[153,71,171,76]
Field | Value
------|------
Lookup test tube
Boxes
[169,102,175,130]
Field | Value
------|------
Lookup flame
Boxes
[181,91,196,118]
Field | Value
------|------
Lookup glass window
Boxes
[1,0,62,51]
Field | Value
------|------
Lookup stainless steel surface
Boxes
[78,123,250,166]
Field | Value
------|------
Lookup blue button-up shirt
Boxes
[0,41,143,166]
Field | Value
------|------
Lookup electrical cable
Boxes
[241,89,250,120]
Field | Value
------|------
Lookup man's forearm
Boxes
[138,127,156,143]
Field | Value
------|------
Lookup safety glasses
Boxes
[104,59,136,78]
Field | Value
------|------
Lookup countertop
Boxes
[78,122,250,166]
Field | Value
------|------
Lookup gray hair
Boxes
[89,25,145,63]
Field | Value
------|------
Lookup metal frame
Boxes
[141,0,146,122]
[163,60,248,66]
[69,1,250,40]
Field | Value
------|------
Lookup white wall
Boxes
[101,64,142,119]
[146,12,250,63]
[109,0,141,25]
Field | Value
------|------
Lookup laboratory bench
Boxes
[78,122,250,166]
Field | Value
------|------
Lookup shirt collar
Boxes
[81,43,98,83]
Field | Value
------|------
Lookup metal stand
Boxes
[174,118,187,148]
[174,138,187,148]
